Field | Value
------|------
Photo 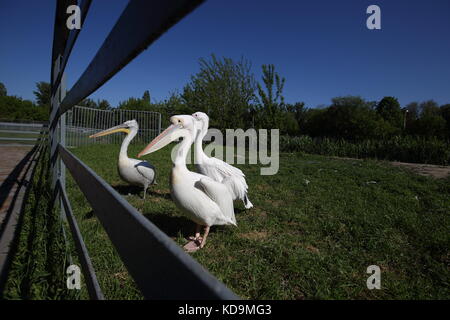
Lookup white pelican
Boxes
[192,112,253,209]
[89,120,156,199]
[138,115,236,252]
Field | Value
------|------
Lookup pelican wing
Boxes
[200,158,247,181]
[134,160,156,185]
[195,177,236,225]
[207,157,246,179]
[199,157,249,200]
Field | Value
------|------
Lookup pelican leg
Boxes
[143,184,148,200]
[184,224,205,252]
[189,224,202,242]
[200,226,210,248]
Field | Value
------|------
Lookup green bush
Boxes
[280,135,450,165]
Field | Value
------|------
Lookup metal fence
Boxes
[49,0,237,300]
[65,106,161,146]
[0,121,48,146]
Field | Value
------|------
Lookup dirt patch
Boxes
[267,199,284,207]
[389,162,450,179]
[255,184,270,191]
[239,231,268,240]
[331,156,450,179]
[305,245,320,254]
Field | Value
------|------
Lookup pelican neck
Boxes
[119,127,137,161]
[174,134,193,169]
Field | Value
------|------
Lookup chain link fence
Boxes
[65,106,161,147]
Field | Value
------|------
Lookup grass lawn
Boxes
[65,143,449,300]
[0,132,41,139]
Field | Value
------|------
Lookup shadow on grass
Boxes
[113,185,170,201]
[83,210,95,220]
[142,212,223,241]
[113,184,142,197]
[143,212,193,239]
[146,189,171,200]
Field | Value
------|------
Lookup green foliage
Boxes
[420,100,440,117]
[280,135,450,165]
[33,81,51,107]
[440,104,450,136]
[142,90,150,103]
[78,98,98,109]
[0,95,48,121]
[3,146,77,299]
[182,54,257,131]
[96,99,111,110]
[405,102,420,120]
[305,96,394,141]
[411,114,447,138]
[0,82,7,96]
[117,97,149,110]
[376,96,402,128]
[256,64,285,129]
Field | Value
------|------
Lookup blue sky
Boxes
[1,0,449,109]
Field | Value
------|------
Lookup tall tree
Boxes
[440,104,450,137]
[405,102,420,120]
[97,99,111,110]
[420,100,440,117]
[318,96,392,140]
[256,64,285,129]
[79,98,97,109]
[182,54,256,131]
[0,82,7,96]
[33,81,51,106]
[376,96,402,128]
[142,90,151,103]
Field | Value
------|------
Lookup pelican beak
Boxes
[138,124,182,158]
[89,124,130,138]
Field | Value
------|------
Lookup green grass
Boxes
[0,132,41,139]
[64,143,450,299]
[2,146,77,300]
[280,135,450,166]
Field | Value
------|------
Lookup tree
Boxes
[405,100,447,138]
[33,81,51,106]
[405,102,420,120]
[0,82,7,96]
[97,99,111,110]
[79,98,97,109]
[256,64,285,128]
[412,114,446,138]
[315,96,392,141]
[0,95,47,121]
[118,97,144,110]
[286,102,307,133]
[376,96,402,128]
[142,90,151,103]
[182,54,256,131]
[440,104,450,137]
[256,64,285,129]
[420,100,440,117]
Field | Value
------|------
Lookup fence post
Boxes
[50,55,61,189]
[60,72,67,219]
[158,113,161,134]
